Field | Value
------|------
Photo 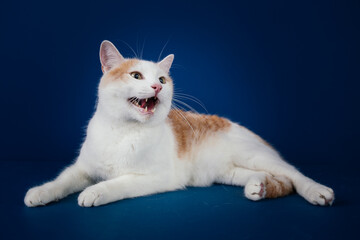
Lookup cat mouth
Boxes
[128,96,159,114]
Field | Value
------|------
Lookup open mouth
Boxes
[128,96,159,114]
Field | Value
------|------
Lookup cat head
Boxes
[97,40,174,125]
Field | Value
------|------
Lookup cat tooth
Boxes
[151,108,155,113]
[145,106,148,112]
[146,98,148,102]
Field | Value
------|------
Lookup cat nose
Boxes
[151,84,162,96]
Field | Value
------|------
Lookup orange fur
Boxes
[100,59,139,87]
[168,109,231,158]
[265,175,293,198]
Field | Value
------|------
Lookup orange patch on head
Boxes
[265,175,293,198]
[168,110,231,158]
[100,59,139,87]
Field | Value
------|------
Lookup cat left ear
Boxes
[158,54,174,73]
[100,40,125,73]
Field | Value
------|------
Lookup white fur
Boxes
[24,41,334,207]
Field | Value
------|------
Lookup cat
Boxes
[24,40,334,207]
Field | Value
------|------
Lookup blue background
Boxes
[1,0,359,165]
[1,0,359,239]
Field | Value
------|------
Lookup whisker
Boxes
[173,98,201,115]
[173,88,186,93]
[171,105,196,136]
[173,94,208,113]
[129,97,137,104]
[171,64,186,70]
[136,35,140,59]
[140,37,147,59]
[171,103,189,114]
[120,40,138,58]
[158,38,170,62]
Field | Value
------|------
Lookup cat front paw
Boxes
[24,185,57,207]
[78,183,109,207]
[244,177,266,201]
[303,182,335,206]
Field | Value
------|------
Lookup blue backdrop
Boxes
[1,1,360,239]
[1,0,359,167]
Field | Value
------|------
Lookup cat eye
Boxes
[130,72,143,80]
[159,77,166,84]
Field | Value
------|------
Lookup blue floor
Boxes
[1,161,358,240]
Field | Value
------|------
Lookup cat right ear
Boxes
[99,40,125,73]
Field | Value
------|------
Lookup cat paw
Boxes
[303,183,334,206]
[244,177,266,201]
[24,185,56,207]
[78,184,109,207]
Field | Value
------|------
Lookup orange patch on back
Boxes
[100,59,139,87]
[168,109,231,158]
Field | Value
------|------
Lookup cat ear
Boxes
[158,54,174,73]
[99,40,125,73]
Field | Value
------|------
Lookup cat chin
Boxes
[127,104,170,125]
[127,106,156,122]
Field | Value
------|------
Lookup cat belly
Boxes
[172,136,234,187]
[172,123,271,187]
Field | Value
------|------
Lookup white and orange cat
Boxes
[24,40,334,207]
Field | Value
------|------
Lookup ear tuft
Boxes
[100,40,125,73]
[158,54,174,73]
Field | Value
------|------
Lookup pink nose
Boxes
[151,84,162,96]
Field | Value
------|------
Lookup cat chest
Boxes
[82,129,159,179]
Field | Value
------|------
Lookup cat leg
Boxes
[217,167,293,201]
[78,174,175,207]
[239,152,334,206]
[24,163,93,207]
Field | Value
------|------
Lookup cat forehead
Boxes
[129,60,166,76]
[101,59,170,88]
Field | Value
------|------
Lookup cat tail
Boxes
[265,175,294,198]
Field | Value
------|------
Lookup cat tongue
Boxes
[147,99,155,110]
[139,98,155,110]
